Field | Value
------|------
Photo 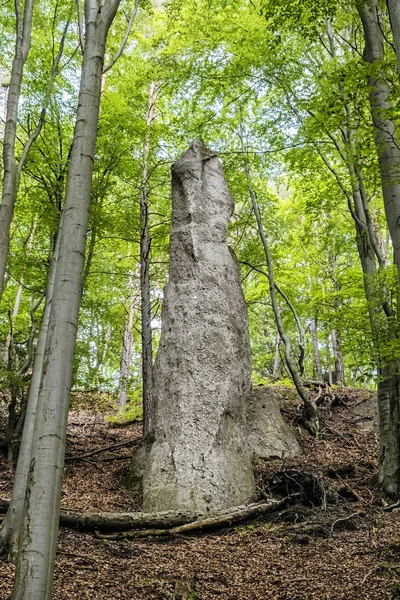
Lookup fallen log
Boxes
[0,496,292,533]
[96,497,290,539]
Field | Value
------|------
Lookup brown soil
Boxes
[1,386,400,600]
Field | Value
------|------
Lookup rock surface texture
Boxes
[246,386,300,460]
[142,140,256,512]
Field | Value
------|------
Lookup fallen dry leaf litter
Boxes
[1,386,400,599]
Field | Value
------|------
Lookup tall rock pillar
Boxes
[142,140,256,512]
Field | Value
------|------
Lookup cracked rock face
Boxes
[142,140,256,513]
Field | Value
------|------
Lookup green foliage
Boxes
[106,398,143,425]
[3,0,400,412]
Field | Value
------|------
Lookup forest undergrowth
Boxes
[0,386,399,600]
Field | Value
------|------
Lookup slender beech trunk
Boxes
[119,287,137,407]
[12,2,121,597]
[3,284,23,363]
[0,2,69,302]
[355,0,400,495]
[331,329,345,386]
[387,0,400,78]
[0,0,34,300]
[322,18,400,494]
[357,0,400,285]
[325,336,333,386]
[140,82,158,434]
[310,318,323,381]
[0,226,60,557]
[3,219,37,362]
[272,334,280,378]
[240,140,319,435]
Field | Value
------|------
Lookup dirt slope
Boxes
[1,386,399,600]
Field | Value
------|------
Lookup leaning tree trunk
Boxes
[241,140,319,435]
[12,2,122,598]
[140,82,158,433]
[0,0,34,300]
[0,225,60,558]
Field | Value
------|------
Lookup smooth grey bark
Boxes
[319,18,400,492]
[387,0,400,78]
[140,82,158,433]
[0,226,60,557]
[310,318,323,381]
[331,328,345,387]
[0,0,34,300]
[119,285,137,407]
[0,4,70,301]
[272,333,280,378]
[358,0,400,285]
[3,218,37,363]
[12,2,121,598]
[3,283,23,364]
[140,141,256,513]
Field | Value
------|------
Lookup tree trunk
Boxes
[358,0,400,286]
[3,219,37,362]
[241,136,319,435]
[310,317,323,380]
[272,334,280,378]
[331,329,345,387]
[140,82,158,433]
[387,0,400,78]
[11,2,121,597]
[119,286,136,407]
[0,0,34,300]
[325,335,333,386]
[0,227,60,558]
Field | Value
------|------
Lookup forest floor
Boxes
[1,385,400,599]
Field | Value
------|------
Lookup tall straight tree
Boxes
[0,0,34,300]
[12,1,122,597]
[140,81,159,433]
[357,0,400,286]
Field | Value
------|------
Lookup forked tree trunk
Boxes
[140,82,158,433]
[12,2,121,597]
[0,0,34,300]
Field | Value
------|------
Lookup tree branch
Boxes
[103,0,139,74]
[17,7,72,176]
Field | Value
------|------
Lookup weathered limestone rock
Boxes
[141,140,256,513]
[246,386,300,460]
